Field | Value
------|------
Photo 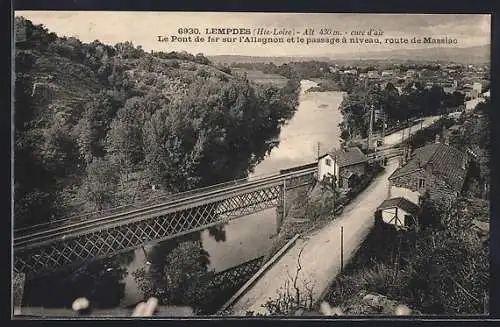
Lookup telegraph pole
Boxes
[381,106,386,143]
[368,104,374,152]
[340,226,344,274]
[332,155,337,209]
[317,142,321,160]
[142,246,151,266]
[484,290,488,314]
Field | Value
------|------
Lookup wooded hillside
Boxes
[14,17,300,228]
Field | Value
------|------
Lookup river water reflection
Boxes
[120,80,345,306]
[22,79,345,312]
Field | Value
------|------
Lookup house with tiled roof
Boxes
[388,141,469,207]
[317,146,368,189]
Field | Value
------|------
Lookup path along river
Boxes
[22,79,442,313]
[117,80,346,306]
[22,79,345,311]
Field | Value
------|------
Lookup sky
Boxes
[15,11,491,57]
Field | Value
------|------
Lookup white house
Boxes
[406,69,417,78]
[381,70,394,77]
[367,70,380,79]
[472,82,482,98]
[317,146,368,189]
[376,197,420,229]
[344,69,358,75]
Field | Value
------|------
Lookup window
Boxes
[418,178,425,188]
[325,158,332,166]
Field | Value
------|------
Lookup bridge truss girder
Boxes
[14,172,315,278]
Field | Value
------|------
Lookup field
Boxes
[231,68,288,87]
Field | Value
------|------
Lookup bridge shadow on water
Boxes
[21,222,266,315]
[19,124,289,315]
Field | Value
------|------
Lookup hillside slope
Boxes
[14,17,300,228]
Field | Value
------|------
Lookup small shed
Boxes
[376,197,420,229]
[339,170,357,189]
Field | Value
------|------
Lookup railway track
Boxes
[15,148,404,250]
[14,168,316,250]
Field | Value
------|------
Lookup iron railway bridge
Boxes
[14,168,316,278]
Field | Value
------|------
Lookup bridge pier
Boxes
[276,180,313,234]
[13,272,26,315]
[276,206,284,234]
[276,182,286,234]
[15,168,317,278]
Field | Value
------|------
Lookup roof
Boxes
[320,146,368,168]
[388,143,468,192]
[340,170,355,179]
[377,197,420,216]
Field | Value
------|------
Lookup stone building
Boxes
[388,141,469,208]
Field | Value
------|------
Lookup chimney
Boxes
[435,134,440,144]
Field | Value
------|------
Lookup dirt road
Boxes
[230,159,400,315]
[383,115,442,147]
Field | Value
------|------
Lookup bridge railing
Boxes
[14,167,319,275]
[14,168,313,236]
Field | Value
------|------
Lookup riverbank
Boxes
[229,159,399,315]
[321,101,491,315]
[255,80,346,265]
[19,78,343,315]
[306,78,343,93]
[14,19,302,229]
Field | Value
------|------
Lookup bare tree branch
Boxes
[293,245,306,307]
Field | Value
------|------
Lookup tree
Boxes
[424,85,445,115]
[141,107,203,191]
[132,240,213,310]
[74,91,123,163]
[114,41,141,59]
[79,157,119,210]
[382,82,402,122]
[404,200,488,314]
[106,96,150,181]
[39,116,77,176]
[23,251,134,309]
[14,17,301,233]
[418,191,441,228]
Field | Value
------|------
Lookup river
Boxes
[22,80,346,313]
